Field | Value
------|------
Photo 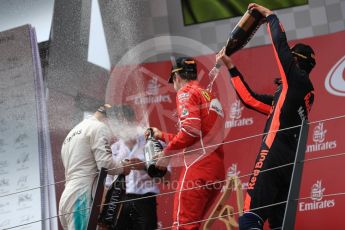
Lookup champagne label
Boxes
[225,9,264,56]
[238,14,256,32]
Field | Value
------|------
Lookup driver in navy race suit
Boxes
[217,3,316,230]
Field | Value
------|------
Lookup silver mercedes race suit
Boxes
[59,116,123,230]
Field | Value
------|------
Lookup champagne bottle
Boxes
[98,174,126,228]
[207,9,264,91]
[225,8,265,56]
[144,128,167,178]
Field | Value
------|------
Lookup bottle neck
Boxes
[146,128,154,141]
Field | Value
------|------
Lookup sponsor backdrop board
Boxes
[0,26,57,230]
[107,30,345,229]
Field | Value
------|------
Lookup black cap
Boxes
[97,104,112,114]
[291,43,316,73]
[98,104,135,121]
[168,57,197,83]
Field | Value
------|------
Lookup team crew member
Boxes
[218,3,316,229]
[105,105,170,230]
[59,105,131,230]
[150,57,226,230]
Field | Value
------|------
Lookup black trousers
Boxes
[116,193,157,230]
[243,137,297,230]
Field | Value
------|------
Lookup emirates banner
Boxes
[107,30,345,229]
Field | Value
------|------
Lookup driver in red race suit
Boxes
[218,3,316,230]
[149,57,226,230]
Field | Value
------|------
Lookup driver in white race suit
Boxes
[59,104,131,229]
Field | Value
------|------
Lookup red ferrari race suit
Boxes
[159,80,225,230]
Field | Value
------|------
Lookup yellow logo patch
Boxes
[184,60,195,64]
[201,90,211,101]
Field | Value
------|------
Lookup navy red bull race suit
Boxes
[228,14,314,229]
[159,80,225,230]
